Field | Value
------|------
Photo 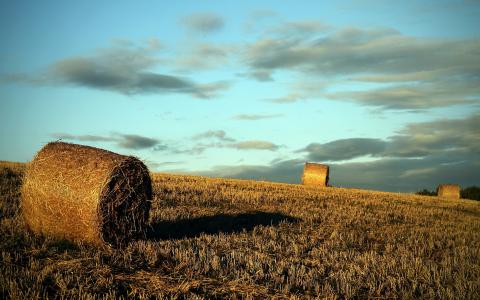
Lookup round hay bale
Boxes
[21,142,152,247]
[302,162,329,187]
[437,184,460,199]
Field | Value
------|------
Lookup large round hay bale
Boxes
[437,184,460,199]
[302,162,329,187]
[21,142,152,246]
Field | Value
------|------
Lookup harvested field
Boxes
[1,162,480,299]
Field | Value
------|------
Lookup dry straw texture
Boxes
[302,162,329,186]
[21,142,152,246]
[437,184,461,199]
[2,165,480,298]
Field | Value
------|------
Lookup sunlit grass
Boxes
[1,163,479,299]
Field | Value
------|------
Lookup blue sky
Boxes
[1,0,479,192]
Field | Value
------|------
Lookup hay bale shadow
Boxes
[147,211,299,241]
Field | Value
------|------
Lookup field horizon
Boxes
[1,160,472,198]
[1,160,479,299]
[2,1,480,298]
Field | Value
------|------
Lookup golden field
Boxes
[1,162,479,299]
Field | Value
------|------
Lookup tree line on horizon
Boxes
[416,186,480,201]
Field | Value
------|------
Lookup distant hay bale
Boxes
[302,162,329,187]
[21,142,152,247]
[437,184,460,199]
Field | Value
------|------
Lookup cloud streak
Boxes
[326,80,479,110]
[266,93,304,104]
[175,43,233,71]
[228,140,280,151]
[244,25,480,109]
[299,114,480,161]
[299,138,387,162]
[196,114,480,192]
[186,130,280,154]
[232,113,283,120]
[193,130,236,142]
[181,12,224,34]
[6,41,230,98]
[246,27,479,76]
[50,133,116,143]
[52,132,167,151]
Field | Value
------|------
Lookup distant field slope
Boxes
[1,162,480,299]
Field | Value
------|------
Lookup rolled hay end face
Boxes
[436,184,460,199]
[302,162,329,187]
[21,142,152,247]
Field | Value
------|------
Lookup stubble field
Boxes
[1,162,479,299]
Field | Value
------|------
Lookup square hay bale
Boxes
[21,142,152,247]
[437,184,460,199]
[302,162,329,187]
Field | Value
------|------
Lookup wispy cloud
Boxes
[238,70,274,82]
[50,133,116,143]
[175,43,234,71]
[266,20,330,38]
[232,113,283,120]
[227,140,280,151]
[299,138,387,162]
[194,114,480,192]
[326,81,479,110]
[384,114,480,157]
[115,134,159,150]
[186,130,280,154]
[193,130,236,142]
[52,132,168,151]
[5,40,230,98]
[244,24,480,109]
[266,93,303,104]
[146,161,183,170]
[299,114,480,161]
[181,12,224,34]
[246,26,472,75]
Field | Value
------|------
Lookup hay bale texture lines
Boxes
[437,184,460,199]
[302,162,329,187]
[21,142,152,246]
